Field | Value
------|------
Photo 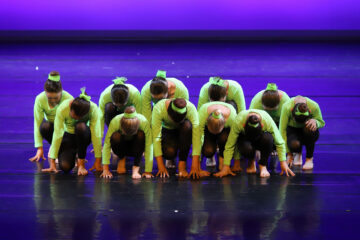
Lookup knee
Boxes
[110,131,122,145]
[303,128,319,141]
[289,140,301,152]
[218,130,230,145]
[163,147,177,160]
[136,130,145,142]
[75,122,87,135]
[202,145,216,158]
[180,120,192,133]
[239,142,255,159]
[59,160,74,173]
[105,102,116,113]
[40,121,52,135]
[261,133,274,146]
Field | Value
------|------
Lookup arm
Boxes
[141,83,153,123]
[234,85,246,112]
[49,109,65,160]
[143,120,154,173]
[98,92,106,139]
[89,105,103,171]
[279,102,291,153]
[132,88,142,113]
[33,96,45,148]
[197,84,208,111]
[309,100,325,129]
[249,91,263,110]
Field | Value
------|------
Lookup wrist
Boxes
[103,165,109,171]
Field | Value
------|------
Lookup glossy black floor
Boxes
[1,42,360,239]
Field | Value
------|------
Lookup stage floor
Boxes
[0,42,359,239]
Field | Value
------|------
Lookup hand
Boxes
[286,153,294,168]
[178,170,189,178]
[142,172,154,179]
[214,165,236,178]
[29,147,46,162]
[305,119,317,132]
[100,169,113,179]
[188,167,200,179]
[42,158,58,173]
[77,166,88,176]
[156,166,169,178]
[89,158,103,172]
[199,170,211,178]
[280,161,295,177]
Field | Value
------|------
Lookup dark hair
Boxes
[70,97,91,118]
[44,71,62,93]
[167,98,187,123]
[292,103,311,123]
[244,114,262,140]
[261,90,280,108]
[111,84,129,105]
[150,77,168,95]
[120,106,140,136]
[208,84,226,101]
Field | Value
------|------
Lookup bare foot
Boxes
[132,166,141,179]
[231,159,242,173]
[259,165,270,178]
[302,158,314,170]
[293,153,303,166]
[286,153,294,167]
[117,157,126,174]
[77,166,88,176]
[246,160,257,174]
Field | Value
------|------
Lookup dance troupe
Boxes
[30,70,325,179]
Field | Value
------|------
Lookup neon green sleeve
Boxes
[141,81,153,122]
[101,116,119,165]
[186,103,200,156]
[89,104,102,158]
[249,91,263,110]
[279,101,292,153]
[263,112,286,161]
[176,80,190,100]
[151,100,165,157]
[197,83,209,111]
[223,116,242,166]
[131,87,142,113]
[197,105,208,148]
[33,95,45,148]
[233,84,246,112]
[49,107,65,159]
[307,99,325,129]
[141,117,154,172]
[98,88,108,139]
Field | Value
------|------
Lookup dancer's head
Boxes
[208,77,227,102]
[168,98,187,124]
[150,70,168,103]
[292,103,311,123]
[70,87,91,120]
[111,77,129,108]
[207,109,225,134]
[44,71,62,107]
[262,83,280,110]
[244,114,262,140]
[120,106,140,136]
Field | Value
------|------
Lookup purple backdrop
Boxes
[1,0,360,30]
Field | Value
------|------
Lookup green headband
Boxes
[48,74,60,82]
[266,83,278,91]
[79,87,91,102]
[171,101,187,114]
[113,76,127,85]
[124,111,137,119]
[209,76,225,87]
[211,111,222,119]
[295,106,310,116]
[156,70,166,79]
[248,122,260,128]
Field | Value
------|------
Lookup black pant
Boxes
[40,121,54,144]
[226,100,238,113]
[287,126,319,158]
[202,127,230,159]
[237,132,274,166]
[161,120,192,162]
[104,102,124,126]
[110,130,145,166]
[58,122,91,173]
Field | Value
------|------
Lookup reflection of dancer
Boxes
[279,96,325,170]
[43,88,102,175]
[98,77,141,137]
[249,83,290,173]
[215,110,294,178]
[101,106,153,179]
[189,101,238,179]
[152,98,200,178]
[29,71,73,171]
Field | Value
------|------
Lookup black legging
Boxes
[202,127,230,159]
[226,100,238,113]
[237,132,274,166]
[161,120,192,162]
[110,130,145,166]
[104,103,124,126]
[40,121,54,144]
[58,122,91,173]
[287,126,319,158]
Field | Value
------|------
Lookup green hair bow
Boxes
[79,87,91,102]
[113,77,127,85]
[156,70,167,79]
[248,122,260,128]
[124,111,137,119]
[211,111,222,119]
[171,101,187,114]
[48,74,60,82]
[266,83,278,91]
[209,77,225,87]
[294,106,310,116]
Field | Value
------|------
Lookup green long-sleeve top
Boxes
[197,80,246,112]
[33,90,73,148]
[141,78,189,123]
[223,109,286,166]
[102,113,153,172]
[151,99,200,157]
[49,99,102,159]
[198,101,241,159]
[279,96,325,153]
[249,90,290,123]
[99,83,141,137]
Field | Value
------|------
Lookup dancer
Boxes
[215,109,294,178]
[43,88,102,175]
[279,96,325,170]
[100,106,153,179]
[30,71,73,171]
